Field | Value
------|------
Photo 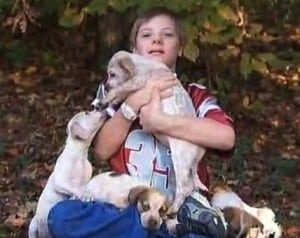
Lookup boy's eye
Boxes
[164,32,174,37]
[141,33,151,38]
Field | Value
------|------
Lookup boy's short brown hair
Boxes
[129,7,186,50]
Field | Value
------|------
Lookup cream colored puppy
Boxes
[95,51,207,221]
[211,186,282,238]
[79,171,171,230]
[28,110,107,238]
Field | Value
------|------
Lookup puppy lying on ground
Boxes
[79,171,171,230]
[28,110,107,238]
[94,51,207,221]
[211,186,282,238]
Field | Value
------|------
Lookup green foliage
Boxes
[0,0,299,94]
[0,225,11,237]
[272,159,298,176]
[268,172,295,194]
[183,22,199,62]
[230,137,252,174]
[86,0,109,14]
[35,0,62,15]
[0,139,7,158]
[58,5,86,28]
[1,40,31,68]
[15,154,32,172]
[42,51,64,70]
[0,0,12,14]
[240,52,252,78]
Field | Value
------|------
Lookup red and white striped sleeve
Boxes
[187,83,233,127]
[187,83,235,159]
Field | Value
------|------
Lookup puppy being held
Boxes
[79,171,171,231]
[28,110,107,238]
[93,50,207,221]
[211,186,282,238]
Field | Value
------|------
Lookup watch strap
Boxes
[120,102,137,121]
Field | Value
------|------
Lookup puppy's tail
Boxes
[28,216,38,238]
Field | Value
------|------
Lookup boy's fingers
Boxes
[148,71,177,81]
[160,88,173,99]
[158,78,178,91]
[151,87,161,101]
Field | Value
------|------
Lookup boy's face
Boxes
[133,14,182,71]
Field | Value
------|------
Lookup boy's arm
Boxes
[139,86,235,151]
[153,114,235,151]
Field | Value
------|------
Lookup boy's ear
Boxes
[178,46,183,57]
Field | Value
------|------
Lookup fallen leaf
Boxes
[6,148,20,157]
[25,66,37,75]
[4,214,26,228]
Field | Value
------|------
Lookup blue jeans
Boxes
[47,199,209,238]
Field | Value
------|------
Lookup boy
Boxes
[48,7,235,238]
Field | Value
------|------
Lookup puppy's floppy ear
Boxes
[212,185,231,194]
[69,121,89,140]
[222,207,241,232]
[223,207,264,236]
[128,186,149,205]
[117,52,135,78]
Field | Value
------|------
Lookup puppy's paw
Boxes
[70,195,80,200]
[78,190,95,202]
[165,218,178,235]
[80,195,94,202]
[166,205,177,219]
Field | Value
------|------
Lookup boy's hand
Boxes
[125,71,177,113]
[139,88,165,132]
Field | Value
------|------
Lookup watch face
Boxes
[121,103,137,121]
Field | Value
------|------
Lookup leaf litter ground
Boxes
[0,68,299,237]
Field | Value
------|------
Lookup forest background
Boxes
[0,0,299,237]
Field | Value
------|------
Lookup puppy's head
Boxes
[128,186,170,230]
[223,207,264,238]
[67,110,107,144]
[257,208,282,238]
[101,50,170,107]
[246,221,282,238]
[257,207,276,222]
[261,221,282,238]
[106,51,136,91]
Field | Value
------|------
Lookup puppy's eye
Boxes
[108,72,116,78]
[141,201,150,211]
[159,206,167,217]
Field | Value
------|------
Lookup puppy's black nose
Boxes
[99,100,109,108]
[92,83,108,111]
[91,101,103,111]
[148,218,158,230]
[268,233,275,238]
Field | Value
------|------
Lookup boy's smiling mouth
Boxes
[149,49,164,55]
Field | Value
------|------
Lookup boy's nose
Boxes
[152,34,163,44]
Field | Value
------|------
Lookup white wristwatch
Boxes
[120,102,137,121]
